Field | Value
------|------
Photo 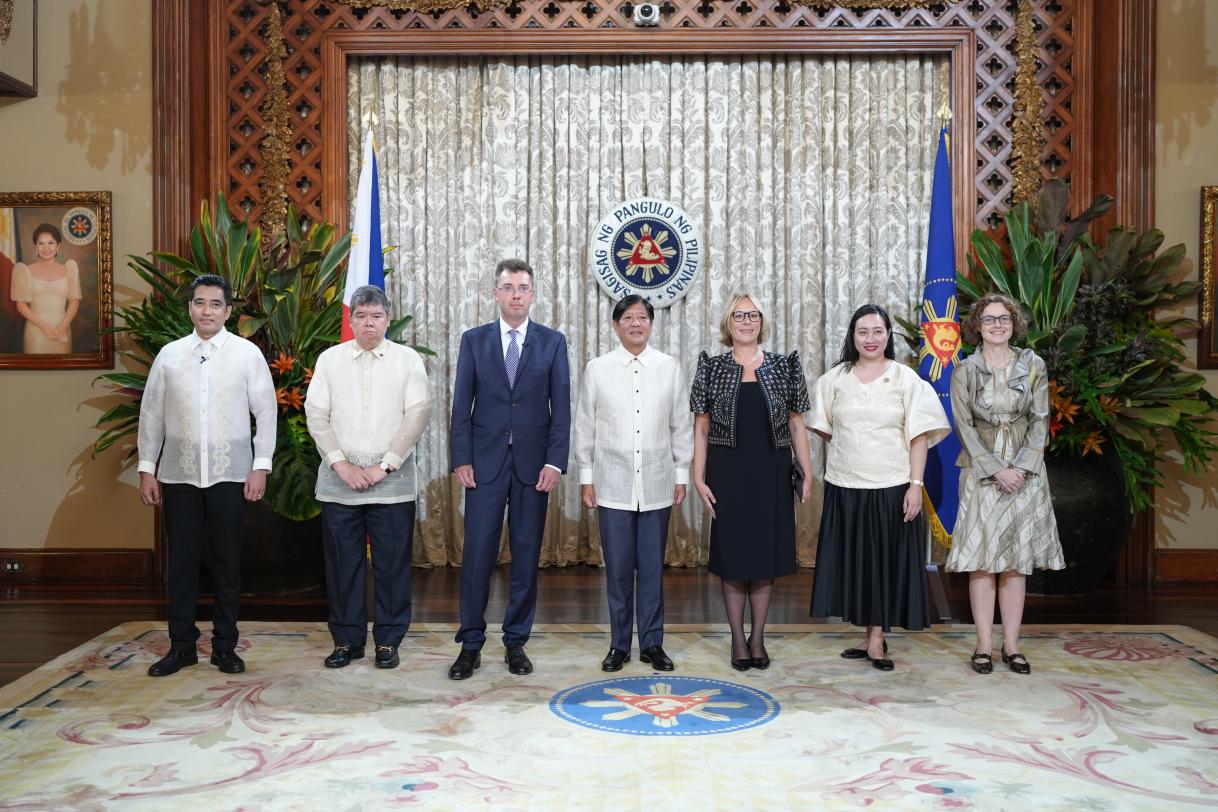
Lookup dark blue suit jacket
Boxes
[449,321,571,486]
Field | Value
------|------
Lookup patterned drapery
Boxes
[347,54,949,568]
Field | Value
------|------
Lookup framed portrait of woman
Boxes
[1201,186,1218,369]
[0,191,113,369]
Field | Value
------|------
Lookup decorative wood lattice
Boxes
[222,0,1076,232]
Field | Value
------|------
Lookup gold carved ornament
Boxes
[336,0,508,11]
[1009,0,1044,205]
[258,1,291,239]
[1203,186,1217,329]
[794,1,943,8]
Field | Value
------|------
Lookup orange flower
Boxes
[1081,430,1105,456]
[1055,397,1081,424]
[302,366,313,386]
[1049,416,1063,438]
[276,386,304,412]
[1048,379,1066,401]
[1098,395,1119,419]
[271,352,297,376]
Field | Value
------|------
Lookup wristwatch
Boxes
[909,479,924,487]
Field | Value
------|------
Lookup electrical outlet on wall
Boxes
[3,559,22,573]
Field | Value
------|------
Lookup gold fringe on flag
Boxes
[923,490,952,549]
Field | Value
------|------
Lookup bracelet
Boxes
[909,479,924,487]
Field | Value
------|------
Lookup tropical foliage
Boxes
[956,180,1218,511]
[94,195,425,521]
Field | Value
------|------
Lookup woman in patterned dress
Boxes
[9,223,82,354]
[945,293,1064,675]
[690,291,813,671]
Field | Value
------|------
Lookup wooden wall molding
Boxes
[0,549,155,584]
[1155,549,1218,583]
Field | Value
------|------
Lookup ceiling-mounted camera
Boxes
[632,3,661,26]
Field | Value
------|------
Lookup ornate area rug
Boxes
[1,622,1216,810]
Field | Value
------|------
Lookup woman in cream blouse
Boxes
[9,223,82,354]
[945,294,1063,675]
[809,304,950,671]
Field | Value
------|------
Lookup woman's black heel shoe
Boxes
[1002,646,1031,674]
[747,636,770,670]
[970,651,993,674]
[731,639,752,671]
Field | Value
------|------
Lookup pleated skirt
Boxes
[810,482,931,632]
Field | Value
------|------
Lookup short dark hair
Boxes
[961,292,1027,344]
[835,303,896,367]
[189,274,233,306]
[350,285,391,313]
[495,258,533,284]
[612,294,654,323]
[33,223,62,244]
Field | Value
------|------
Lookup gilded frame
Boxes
[0,191,114,369]
[0,0,36,97]
[1201,186,1218,369]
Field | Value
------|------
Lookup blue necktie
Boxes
[505,329,520,389]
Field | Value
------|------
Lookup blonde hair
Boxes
[718,290,769,347]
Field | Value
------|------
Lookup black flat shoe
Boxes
[324,645,365,669]
[147,649,198,677]
[505,645,533,675]
[448,649,481,680]
[970,651,993,675]
[747,637,770,670]
[841,640,886,660]
[374,645,400,669]
[640,645,675,672]
[210,650,245,674]
[867,655,895,672]
[602,648,630,672]
[1002,646,1031,675]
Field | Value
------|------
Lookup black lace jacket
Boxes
[689,349,811,449]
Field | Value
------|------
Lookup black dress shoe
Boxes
[1002,646,1031,675]
[505,645,533,675]
[324,645,365,669]
[147,649,198,677]
[640,645,674,672]
[970,651,993,675]
[841,640,887,660]
[448,649,481,680]
[867,654,895,672]
[747,636,770,670]
[210,650,246,674]
[601,648,631,672]
[375,645,400,669]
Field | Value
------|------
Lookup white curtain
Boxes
[348,53,949,567]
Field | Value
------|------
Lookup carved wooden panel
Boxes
[220,0,1076,235]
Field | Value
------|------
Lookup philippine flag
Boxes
[341,129,384,341]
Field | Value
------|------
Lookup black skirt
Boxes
[705,382,797,581]
[809,482,930,631]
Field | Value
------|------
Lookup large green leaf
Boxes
[970,230,1014,296]
[1119,405,1181,426]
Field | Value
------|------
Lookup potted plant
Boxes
[955,180,1218,592]
[94,195,426,592]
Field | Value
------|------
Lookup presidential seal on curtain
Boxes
[591,197,701,307]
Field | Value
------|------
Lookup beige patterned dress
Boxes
[945,349,1065,575]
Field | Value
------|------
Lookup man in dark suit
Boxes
[448,258,571,679]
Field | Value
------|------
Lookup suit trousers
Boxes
[457,447,549,650]
[598,505,671,652]
[162,481,246,653]
[320,500,416,648]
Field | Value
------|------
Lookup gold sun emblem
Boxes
[617,223,678,284]
[580,682,746,729]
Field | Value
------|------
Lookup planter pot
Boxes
[1027,451,1133,595]
[238,501,325,596]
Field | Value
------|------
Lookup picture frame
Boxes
[1201,186,1218,369]
[0,191,113,369]
[0,0,37,97]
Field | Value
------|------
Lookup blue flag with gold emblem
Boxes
[918,127,963,547]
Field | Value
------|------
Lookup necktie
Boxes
[505,329,520,389]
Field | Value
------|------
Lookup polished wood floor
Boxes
[3,566,1217,688]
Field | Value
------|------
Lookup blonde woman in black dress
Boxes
[690,291,813,670]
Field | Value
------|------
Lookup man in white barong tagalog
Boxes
[305,285,431,670]
[137,274,277,677]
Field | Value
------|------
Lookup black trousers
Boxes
[320,500,416,648]
[598,506,671,652]
[162,481,246,653]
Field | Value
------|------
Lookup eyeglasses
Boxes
[731,311,762,323]
[496,284,532,296]
[980,315,1013,326]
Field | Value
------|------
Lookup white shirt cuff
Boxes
[674,468,689,485]
[252,458,273,472]
[579,466,593,484]
[382,452,405,471]
[323,450,347,467]
[544,463,562,474]
[137,460,157,475]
